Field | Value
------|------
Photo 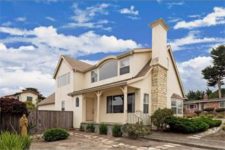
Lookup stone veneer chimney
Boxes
[150,19,169,113]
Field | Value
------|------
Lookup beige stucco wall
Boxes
[55,60,74,111]
[18,92,38,105]
[166,51,183,109]
[38,104,56,110]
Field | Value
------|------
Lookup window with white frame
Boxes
[57,72,70,87]
[120,58,130,75]
[143,94,149,114]
[99,60,118,80]
[27,96,33,102]
[171,99,183,115]
[61,101,65,111]
[91,70,98,83]
[219,101,225,108]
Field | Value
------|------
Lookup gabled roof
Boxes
[38,93,55,106]
[53,55,93,78]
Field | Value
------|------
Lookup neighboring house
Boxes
[38,19,185,128]
[184,98,225,114]
[2,88,44,105]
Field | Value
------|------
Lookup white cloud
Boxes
[170,31,225,51]
[0,26,141,96]
[174,7,225,29]
[45,16,55,22]
[2,21,12,26]
[178,56,212,92]
[15,17,27,22]
[120,5,139,16]
[63,3,111,29]
[167,2,184,9]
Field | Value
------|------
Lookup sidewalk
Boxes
[144,131,225,150]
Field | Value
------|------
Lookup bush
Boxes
[195,116,222,128]
[79,125,84,132]
[165,116,209,133]
[203,107,214,112]
[151,108,173,130]
[43,128,69,142]
[112,124,122,137]
[99,123,107,135]
[215,108,225,113]
[222,126,225,131]
[86,124,95,133]
[123,122,151,139]
[0,132,31,150]
[216,113,224,118]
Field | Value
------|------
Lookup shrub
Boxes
[216,113,224,118]
[215,108,225,113]
[79,125,84,131]
[194,110,202,116]
[203,107,214,112]
[112,124,122,137]
[195,116,222,128]
[43,128,69,142]
[222,126,225,131]
[123,122,151,139]
[86,124,95,133]
[0,132,31,150]
[165,116,209,133]
[151,108,173,130]
[99,123,107,135]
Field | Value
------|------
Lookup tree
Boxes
[202,45,225,98]
[186,90,204,100]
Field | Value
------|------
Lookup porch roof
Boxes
[68,80,128,96]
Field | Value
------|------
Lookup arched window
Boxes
[99,60,118,80]
[76,97,79,107]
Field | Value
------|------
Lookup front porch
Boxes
[75,85,150,127]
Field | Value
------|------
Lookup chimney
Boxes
[150,19,169,113]
[150,19,169,69]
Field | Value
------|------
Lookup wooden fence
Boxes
[29,110,73,133]
[0,110,73,133]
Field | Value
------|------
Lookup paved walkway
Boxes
[145,131,225,150]
[31,131,203,150]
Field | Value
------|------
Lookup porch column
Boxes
[95,91,102,123]
[121,86,128,124]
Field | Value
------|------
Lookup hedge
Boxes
[43,128,69,142]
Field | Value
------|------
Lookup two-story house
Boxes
[38,19,185,128]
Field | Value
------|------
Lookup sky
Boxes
[0,0,225,97]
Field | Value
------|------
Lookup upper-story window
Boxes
[99,60,118,80]
[91,70,98,83]
[120,58,130,75]
[27,96,33,102]
[57,72,70,87]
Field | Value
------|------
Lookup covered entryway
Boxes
[86,98,95,121]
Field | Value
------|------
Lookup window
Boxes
[219,101,225,108]
[143,94,149,113]
[107,95,124,113]
[120,58,130,75]
[128,93,135,113]
[99,60,118,80]
[27,96,32,102]
[171,99,183,115]
[57,72,70,87]
[76,97,79,107]
[91,70,98,83]
[190,104,196,109]
[61,101,65,111]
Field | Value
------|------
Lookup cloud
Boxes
[169,31,225,51]
[15,17,27,22]
[63,3,111,30]
[45,16,55,22]
[167,2,184,9]
[1,21,12,26]
[0,26,141,96]
[178,56,212,92]
[120,5,139,16]
[174,7,225,29]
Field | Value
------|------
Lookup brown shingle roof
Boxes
[171,93,184,100]
[38,93,55,106]
[134,59,151,78]
[63,55,93,72]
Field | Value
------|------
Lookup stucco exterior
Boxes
[38,19,185,128]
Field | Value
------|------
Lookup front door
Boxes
[86,98,94,121]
